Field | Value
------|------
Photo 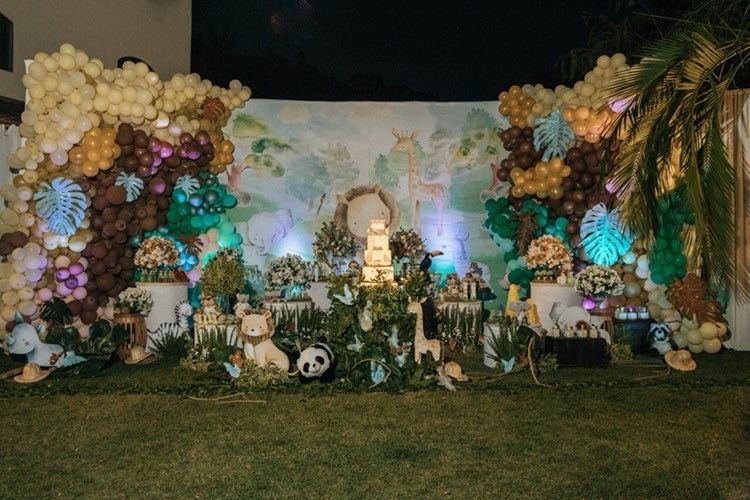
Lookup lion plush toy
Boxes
[235,308,289,371]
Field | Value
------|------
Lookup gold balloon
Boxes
[511,185,525,198]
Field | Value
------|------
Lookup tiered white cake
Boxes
[361,218,395,284]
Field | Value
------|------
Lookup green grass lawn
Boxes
[1,352,749,498]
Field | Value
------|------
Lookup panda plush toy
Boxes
[297,343,336,383]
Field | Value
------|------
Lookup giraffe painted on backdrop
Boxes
[390,129,445,235]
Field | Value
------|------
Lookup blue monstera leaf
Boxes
[175,175,200,196]
[33,177,87,236]
[579,203,633,266]
[533,111,575,162]
[115,172,144,202]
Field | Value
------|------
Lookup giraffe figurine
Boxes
[407,299,441,364]
[391,129,445,235]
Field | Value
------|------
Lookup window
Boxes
[0,12,11,71]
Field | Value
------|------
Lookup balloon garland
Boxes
[0,43,250,334]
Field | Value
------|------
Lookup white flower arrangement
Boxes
[574,265,624,297]
[134,236,179,270]
[115,287,154,316]
[265,254,315,292]
[312,221,359,267]
[525,235,573,278]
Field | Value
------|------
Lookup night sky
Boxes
[191,1,629,101]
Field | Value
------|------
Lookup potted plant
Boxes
[312,221,359,276]
[483,312,535,372]
[574,264,624,310]
[199,248,247,313]
[114,287,154,351]
[265,254,315,301]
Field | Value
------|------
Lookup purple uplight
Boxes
[582,297,596,311]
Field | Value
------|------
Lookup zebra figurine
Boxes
[148,301,194,347]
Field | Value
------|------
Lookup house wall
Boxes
[0,0,191,100]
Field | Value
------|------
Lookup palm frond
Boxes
[175,175,200,196]
[601,23,750,295]
[533,111,575,162]
[579,204,634,266]
[115,172,144,202]
[33,177,88,236]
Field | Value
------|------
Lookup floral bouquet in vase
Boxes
[312,221,359,276]
[574,265,624,310]
[390,227,425,276]
[134,236,182,282]
[115,287,154,316]
[265,254,315,301]
[525,235,573,281]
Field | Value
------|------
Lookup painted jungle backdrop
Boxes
[222,99,510,298]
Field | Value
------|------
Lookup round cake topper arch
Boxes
[334,184,400,243]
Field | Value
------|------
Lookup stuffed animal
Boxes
[297,343,336,383]
[236,309,289,371]
[5,313,84,368]
[649,322,673,356]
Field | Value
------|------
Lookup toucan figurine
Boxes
[419,250,443,340]
[420,250,444,273]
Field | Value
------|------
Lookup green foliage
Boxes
[183,326,234,370]
[44,325,79,352]
[399,266,431,301]
[234,361,290,388]
[312,220,359,267]
[77,320,128,357]
[200,248,247,305]
[149,328,191,360]
[40,298,73,326]
[484,313,535,363]
[272,304,327,352]
[438,306,482,352]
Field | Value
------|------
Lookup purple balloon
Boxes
[64,277,79,289]
[187,148,201,161]
[160,144,174,158]
[177,145,190,159]
[55,268,70,281]
[152,153,163,168]
[195,131,210,146]
[68,262,84,276]
[77,273,89,286]
[148,137,161,153]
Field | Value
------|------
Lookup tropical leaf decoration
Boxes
[579,203,634,266]
[602,21,750,295]
[115,172,144,202]
[33,177,87,237]
[533,111,576,162]
[175,175,200,196]
[667,273,724,324]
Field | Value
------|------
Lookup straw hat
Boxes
[13,363,52,384]
[664,349,697,371]
[125,345,154,365]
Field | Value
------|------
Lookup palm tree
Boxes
[603,6,750,294]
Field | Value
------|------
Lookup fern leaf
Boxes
[533,111,575,162]
[579,203,634,266]
[115,172,144,202]
[33,177,87,236]
[175,175,200,196]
